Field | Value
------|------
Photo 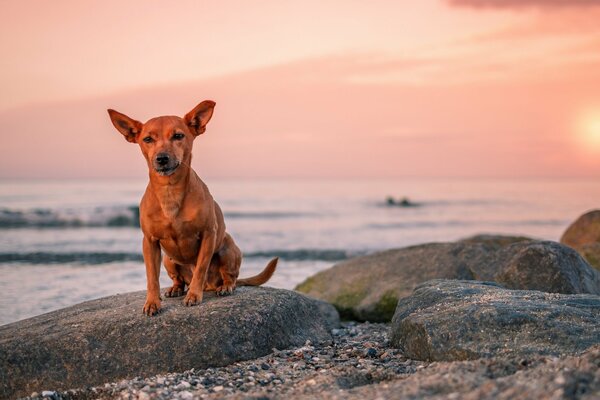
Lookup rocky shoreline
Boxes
[4,211,600,399]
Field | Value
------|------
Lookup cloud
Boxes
[448,0,600,9]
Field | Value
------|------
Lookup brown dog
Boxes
[107,100,278,315]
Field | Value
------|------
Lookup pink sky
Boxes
[1,0,600,178]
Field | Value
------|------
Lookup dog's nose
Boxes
[156,153,170,166]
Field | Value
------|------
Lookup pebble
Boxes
[138,391,150,400]
[366,348,378,358]
[175,381,191,390]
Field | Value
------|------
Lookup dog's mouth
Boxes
[154,161,181,176]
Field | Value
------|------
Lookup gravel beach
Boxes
[25,321,600,400]
[27,322,422,399]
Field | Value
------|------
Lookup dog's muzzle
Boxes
[153,153,180,176]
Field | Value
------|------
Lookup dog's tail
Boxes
[237,257,278,286]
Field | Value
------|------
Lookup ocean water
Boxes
[0,177,598,325]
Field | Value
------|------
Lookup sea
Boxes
[0,177,598,326]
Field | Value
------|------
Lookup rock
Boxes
[459,233,533,249]
[561,210,600,270]
[489,241,600,294]
[577,243,600,270]
[0,287,339,399]
[391,280,600,361]
[296,237,600,322]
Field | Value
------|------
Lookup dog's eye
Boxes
[172,133,185,140]
[143,136,153,143]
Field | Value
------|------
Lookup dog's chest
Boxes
[162,227,200,265]
[153,220,202,263]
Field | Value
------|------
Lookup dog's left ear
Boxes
[184,100,216,136]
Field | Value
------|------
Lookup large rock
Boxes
[296,237,600,322]
[458,233,533,249]
[391,280,600,361]
[561,209,600,270]
[0,287,339,399]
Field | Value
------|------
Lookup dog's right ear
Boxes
[107,109,143,143]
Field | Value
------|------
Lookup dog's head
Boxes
[107,100,215,177]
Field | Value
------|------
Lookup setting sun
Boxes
[576,109,600,151]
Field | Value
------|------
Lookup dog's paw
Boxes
[216,284,236,296]
[164,285,186,298]
[183,291,203,306]
[142,298,162,316]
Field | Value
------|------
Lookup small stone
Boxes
[178,390,193,400]
[260,362,270,370]
[306,379,317,386]
[138,391,151,400]
[41,391,55,398]
[176,381,191,390]
[365,348,378,358]
[30,392,39,398]
[213,385,224,392]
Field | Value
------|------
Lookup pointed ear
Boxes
[107,109,143,143]
[184,100,216,136]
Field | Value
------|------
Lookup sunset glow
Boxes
[576,109,600,151]
[1,0,600,178]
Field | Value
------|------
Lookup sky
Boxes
[1,0,600,179]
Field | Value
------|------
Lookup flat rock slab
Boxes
[0,287,339,399]
[296,237,600,322]
[391,280,600,361]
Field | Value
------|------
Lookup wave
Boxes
[0,249,356,265]
[0,206,141,228]
[376,199,526,208]
[367,219,567,229]
[0,206,316,229]
[224,211,315,219]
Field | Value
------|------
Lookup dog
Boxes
[107,100,278,316]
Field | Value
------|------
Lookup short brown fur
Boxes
[107,101,278,315]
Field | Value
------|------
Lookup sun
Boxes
[575,109,600,151]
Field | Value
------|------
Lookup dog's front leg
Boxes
[183,229,216,306]
[142,236,162,315]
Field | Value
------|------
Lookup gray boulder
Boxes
[391,280,600,361]
[490,240,600,294]
[561,209,600,270]
[458,233,533,249]
[296,237,600,322]
[0,287,339,399]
